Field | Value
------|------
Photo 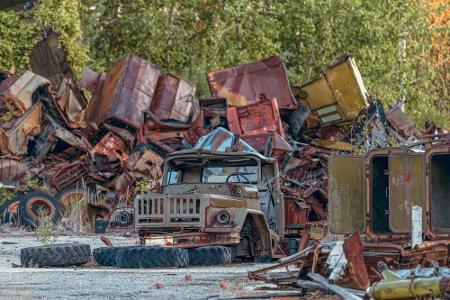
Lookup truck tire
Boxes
[55,186,95,211]
[93,246,135,266]
[116,246,189,268]
[0,196,21,225]
[19,191,61,228]
[189,246,233,266]
[20,243,91,267]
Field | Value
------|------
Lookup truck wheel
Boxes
[19,191,61,228]
[21,243,91,267]
[188,246,233,266]
[116,247,189,268]
[56,186,95,211]
[93,246,135,266]
[0,196,21,225]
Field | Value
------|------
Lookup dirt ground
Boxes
[0,233,278,300]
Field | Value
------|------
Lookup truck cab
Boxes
[135,149,284,259]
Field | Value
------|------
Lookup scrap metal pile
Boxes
[0,30,447,235]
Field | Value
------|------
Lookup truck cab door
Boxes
[328,154,366,234]
[388,152,424,233]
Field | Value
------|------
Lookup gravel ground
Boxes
[0,233,271,300]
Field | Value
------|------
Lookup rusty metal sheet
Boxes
[150,73,196,123]
[388,152,424,233]
[55,78,86,128]
[386,106,417,139]
[0,71,50,116]
[51,160,89,191]
[207,56,297,110]
[227,98,285,138]
[343,232,370,289]
[29,30,74,91]
[0,103,42,155]
[0,72,19,95]
[241,132,292,161]
[328,154,366,234]
[85,56,160,130]
[91,132,128,162]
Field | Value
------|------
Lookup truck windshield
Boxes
[165,156,259,184]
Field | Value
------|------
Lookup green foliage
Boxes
[0,188,15,206]
[35,216,57,245]
[0,11,34,71]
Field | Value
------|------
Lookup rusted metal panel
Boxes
[328,154,366,234]
[85,56,160,130]
[388,152,424,233]
[51,160,89,191]
[0,103,42,155]
[150,73,196,123]
[343,232,370,290]
[29,30,74,91]
[91,132,128,163]
[385,106,417,139]
[241,132,292,161]
[0,71,50,116]
[54,78,86,128]
[227,98,285,138]
[207,56,297,110]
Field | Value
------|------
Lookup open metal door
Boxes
[328,155,366,234]
[388,152,424,233]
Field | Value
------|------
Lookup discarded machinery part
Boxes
[19,191,61,228]
[370,275,450,299]
[241,132,292,162]
[411,205,423,248]
[0,71,50,116]
[0,158,28,184]
[0,196,20,225]
[150,73,196,123]
[55,186,95,211]
[21,243,91,267]
[293,55,369,126]
[91,132,128,162]
[296,280,367,297]
[54,78,87,128]
[109,207,134,227]
[307,272,363,300]
[326,241,347,282]
[343,232,370,289]
[85,55,160,130]
[29,29,75,92]
[188,246,233,266]
[115,246,189,268]
[51,161,89,191]
[288,104,311,137]
[385,105,418,139]
[0,103,42,156]
[194,127,259,154]
[207,56,297,110]
[80,68,105,94]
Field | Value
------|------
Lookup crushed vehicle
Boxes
[134,143,285,261]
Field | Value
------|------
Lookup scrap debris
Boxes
[1,27,450,299]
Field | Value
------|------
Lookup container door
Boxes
[328,155,366,234]
[388,153,424,233]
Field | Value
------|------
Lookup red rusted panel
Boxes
[227,98,285,137]
[85,56,160,130]
[207,56,297,110]
[284,198,309,227]
[343,232,370,289]
[386,106,417,139]
[51,160,89,191]
[150,73,196,123]
[91,132,128,162]
[241,132,292,161]
[29,29,74,91]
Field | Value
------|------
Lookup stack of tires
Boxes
[93,246,233,268]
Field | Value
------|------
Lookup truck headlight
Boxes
[216,210,231,224]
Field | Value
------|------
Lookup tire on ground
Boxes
[116,246,189,268]
[0,196,21,225]
[20,243,91,267]
[93,246,136,266]
[188,246,233,266]
[19,191,62,228]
